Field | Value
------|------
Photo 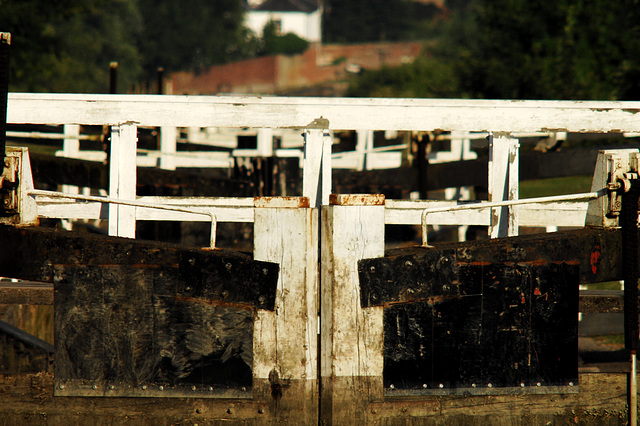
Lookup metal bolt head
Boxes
[422,384,428,389]
[439,383,444,389]
[109,385,115,390]
[536,382,541,387]
[263,268,269,276]
[221,290,229,298]
[569,382,574,387]
[405,260,413,267]
[208,386,213,391]
[389,384,395,389]
[92,385,98,390]
[192,386,197,391]
[225,263,232,271]
[520,383,525,388]
[142,385,147,390]
[59,384,65,390]
[471,383,476,388]
[369,266,376,273]
[159,385,164,391]
[487,383,492,388]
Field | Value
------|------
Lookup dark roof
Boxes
[253,0,318,13]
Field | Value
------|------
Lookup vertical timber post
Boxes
[253,197,318,423]
[0,33,9,174]
[321,194,385,424]
[303,127,331,207]
[488,133,519,238]
[108,123,138,238]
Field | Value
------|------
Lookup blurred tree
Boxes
[1,0,143,93]
[261,21,309,56]
[323,0,443,43]
[138,0,251,78]
[347,0,640,101]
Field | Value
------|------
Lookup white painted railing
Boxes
[9,93,640,241]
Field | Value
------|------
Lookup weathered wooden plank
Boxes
[0,225,278,309]
[321,195,385,424]
[108,123,137,237]
[253,197,318,422]
[0,281,53,304]
[9,93,640,133]
[0,372,627,425]
[359,228,624,308]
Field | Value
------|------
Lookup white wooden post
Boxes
[488,134,519,238]
[108,123,138,238]
[355,129,374,171]
[61,124,80,196]
[256,128,274,157]
[159,126,177,170]
[303,128,332,207]
[253,197,318,421]
[321,194,385,424]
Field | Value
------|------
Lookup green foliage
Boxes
[0,0,255,92]
[261,21,309,56]
[137,0,250,77]
[1,0,143,93]
[323,0,443,43]
[346,55,460,98]
[347,0,640,101]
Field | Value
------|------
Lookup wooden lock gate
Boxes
[4,92,640,423]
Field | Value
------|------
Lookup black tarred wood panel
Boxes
[381,263,578,391]
[358,231,589,393]
[0,225,279,397]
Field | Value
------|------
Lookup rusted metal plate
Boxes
[379,262,578,394]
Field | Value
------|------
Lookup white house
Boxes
[245,0,322,43]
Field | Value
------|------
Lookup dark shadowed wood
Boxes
[359,228,623,308]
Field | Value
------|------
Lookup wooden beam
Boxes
[0,225,278,310]
[359,228,625,308]
[0,281,53,304]
[9,93,640,133]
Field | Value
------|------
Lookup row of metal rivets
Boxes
[389,381,574,389]
[58,384,249,392]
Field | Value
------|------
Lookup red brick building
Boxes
[168,41,424,96]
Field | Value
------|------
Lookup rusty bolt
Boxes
[222,290,229,298]
[195,408,201,414]
[225,263,233,271]
[227,408,233,415]
[258,408,264,414]
[371,408,377,414]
